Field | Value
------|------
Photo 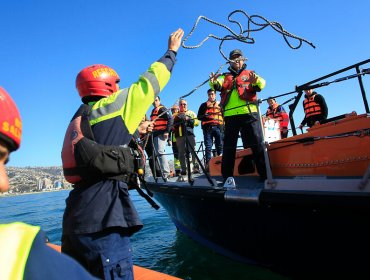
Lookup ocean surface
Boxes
[0,190,288,280]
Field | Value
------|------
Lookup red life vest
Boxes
[150,105,168,131]
[220,70,257,106]
[266,105,289,129]
[201,101,224,127]
[303,95,322,118]
[61,104,143,185]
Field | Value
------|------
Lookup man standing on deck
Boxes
[197,88,224,170]
[265,97,289,139]
[150,96,172,178]
[209,49,267,181]
[61,28,184,280]
[298,89,328,129]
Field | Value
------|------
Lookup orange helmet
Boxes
[75,64,120,99]
[0,87,22,151]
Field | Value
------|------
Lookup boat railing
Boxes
[255,60,370,191]
[145,119,216,186]
[289,58,370,135]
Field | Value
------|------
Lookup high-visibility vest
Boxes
[303,95,322,118]
[201,101,224,127]
[173,110,198,137]
[150,106,168,131]
[0,222,40,280]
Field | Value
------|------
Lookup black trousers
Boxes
[221,113,266,179]
[141,135,161,176]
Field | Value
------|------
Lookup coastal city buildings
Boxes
[3,166,72,195]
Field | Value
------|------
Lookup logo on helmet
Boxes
[70,130,78,141]
[92,68,119,79]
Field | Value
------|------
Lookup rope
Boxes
[143,10,316,150]
[182,10,315,61]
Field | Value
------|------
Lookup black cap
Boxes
[229,49,243,59]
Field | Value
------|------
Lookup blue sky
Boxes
[1,0,369,167]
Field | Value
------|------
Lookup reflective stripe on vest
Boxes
[304,96,322,118]
[150,106,168,131]
[0,222,40,280]
[201,101,224,127]
[61,104,136,184]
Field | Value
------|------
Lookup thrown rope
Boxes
[143,10,316,150]
[182,10,315,62]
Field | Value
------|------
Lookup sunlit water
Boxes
[0,190,288,280]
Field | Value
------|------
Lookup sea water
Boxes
[0,190,288,280]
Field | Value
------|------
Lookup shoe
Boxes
[177,175,187,182]
[205,163,210,173]
[259,174,267,182]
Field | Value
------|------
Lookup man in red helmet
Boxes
[61,28,184,279]
[0,87,97,279]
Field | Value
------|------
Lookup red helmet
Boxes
[75,64,120,98]
[0,87,22,151]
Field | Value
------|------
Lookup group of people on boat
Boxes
[0,25,330,279]
[143,48,329,182]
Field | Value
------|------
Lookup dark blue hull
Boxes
[146,175,370,279]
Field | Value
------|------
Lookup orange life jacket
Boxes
[150,105,168,131]
[61,104,142,185]
[266,105,289,129]
[220,70,257,106]
[201,101,224,127]
[303,95,322,118]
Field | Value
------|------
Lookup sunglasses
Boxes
[180,103,187,106]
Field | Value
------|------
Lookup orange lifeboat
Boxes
[47,243,182,280]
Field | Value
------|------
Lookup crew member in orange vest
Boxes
[150,96,173,178]
[298,89,328,129]
[265,97,289,138]
[197,89,224,168]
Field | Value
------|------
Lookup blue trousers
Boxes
[62,229,133,280]
[202,125,223,163]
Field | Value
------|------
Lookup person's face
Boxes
[153,97,160,107]
[207,91,216,102]
[0,141,10,193]
[304,89,313,96]
[230,55,245,71]
[179,101,187,112]
[267,99,276,107]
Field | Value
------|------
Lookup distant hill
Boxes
[5,166,67,194]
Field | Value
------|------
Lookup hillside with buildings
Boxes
[3,161,175,195]
[4,166,72,195]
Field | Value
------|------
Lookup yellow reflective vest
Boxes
[0,222,40,280]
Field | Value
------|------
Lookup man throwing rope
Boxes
[210,49,267,182]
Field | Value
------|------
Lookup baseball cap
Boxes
[229,49,243,59]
